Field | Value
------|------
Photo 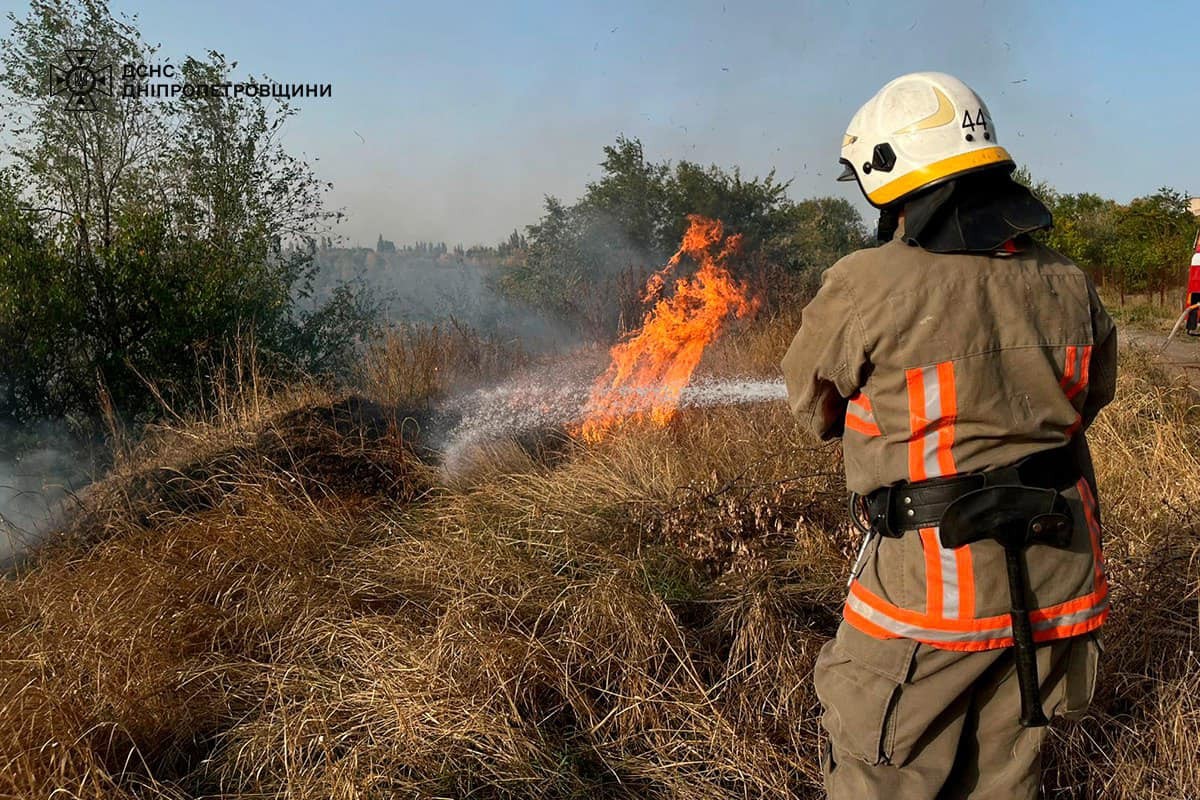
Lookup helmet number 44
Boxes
[963,109,989,130]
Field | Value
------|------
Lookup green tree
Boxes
[0,0,376,426]
[499,196,646,336]
[661,161,793,254]
[578,136,670,255]
[0,0,165,259]
[1111,188,1195,305]
[766,197,869,273]
[0,172,65,421]
[499,136,867,334]
[1042,193,1120,282]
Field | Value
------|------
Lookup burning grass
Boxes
[580,216,760,441]
[0,320,1196,798]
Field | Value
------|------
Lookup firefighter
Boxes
[782,72,1116,799]
[1186,233,1200,335]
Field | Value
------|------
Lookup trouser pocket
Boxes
[814,634,906,766]
[1059,632,1102,719]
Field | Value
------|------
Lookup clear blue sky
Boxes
[9,0,1197,246]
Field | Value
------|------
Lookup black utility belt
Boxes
[861,446,1081,538]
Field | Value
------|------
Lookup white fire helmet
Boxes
[838,72,1014,208]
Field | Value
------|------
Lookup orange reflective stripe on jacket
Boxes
[845,391,882,436]
[844,581,1109,652]
[1061,345,1092,400]
[905,361,958,481]
[916,526,977,621]
[1078,476,1108,590]
[1062,345,1093,436]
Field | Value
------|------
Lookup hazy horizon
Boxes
[5,0,1196,248]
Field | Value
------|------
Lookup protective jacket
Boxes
[782,230,1117,652]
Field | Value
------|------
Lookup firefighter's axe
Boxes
[938,485,1072,728]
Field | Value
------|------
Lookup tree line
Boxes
[1017,169,1196,305]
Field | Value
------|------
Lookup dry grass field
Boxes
[0,314,1196,799]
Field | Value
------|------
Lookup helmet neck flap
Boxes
[895,168,1052,253]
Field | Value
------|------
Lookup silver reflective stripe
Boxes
[921,364,942,478]
[847,403,875,424]
[939,543,960,618]
[1033,596,1109,632]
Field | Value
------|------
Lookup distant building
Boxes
[1191,197,1200,217]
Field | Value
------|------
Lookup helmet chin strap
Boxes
[897,168,1052,253]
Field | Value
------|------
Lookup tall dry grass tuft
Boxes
[0,317,1196,798]
[360,321,526,410]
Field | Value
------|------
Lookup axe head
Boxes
[939,486,1071,550]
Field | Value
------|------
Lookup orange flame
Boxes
[579,215,760,441]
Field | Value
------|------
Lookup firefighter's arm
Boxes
[1081,279,1117,428]
[780,270,869,440]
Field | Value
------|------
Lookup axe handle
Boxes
[1004,544,1050,728]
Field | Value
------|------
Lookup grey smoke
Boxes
[307,246,581,351]
[0,445,92,570]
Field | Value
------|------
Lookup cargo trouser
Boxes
[815,622,1101,799]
